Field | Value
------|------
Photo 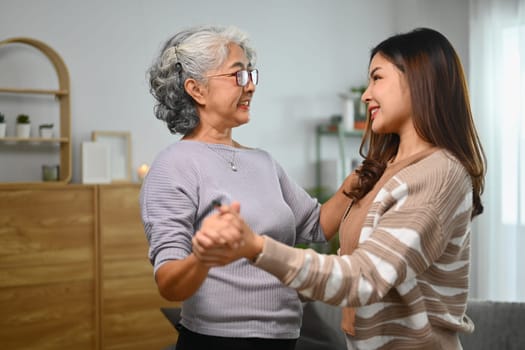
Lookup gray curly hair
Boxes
[148,25,257,135]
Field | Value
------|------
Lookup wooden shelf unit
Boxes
[0,37,72,183]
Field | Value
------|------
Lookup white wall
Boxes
[0,0,469,186]
[394,0,470,73]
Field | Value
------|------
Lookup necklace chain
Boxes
[206,144,238,172]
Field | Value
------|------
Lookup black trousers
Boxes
[175,325,297,350]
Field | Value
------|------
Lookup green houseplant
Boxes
[16,114,31,138]
[16,114,30,124]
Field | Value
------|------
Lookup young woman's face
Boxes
[200,44,256,130]
[361,53,413,135]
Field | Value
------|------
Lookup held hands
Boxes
[192,201,263,267]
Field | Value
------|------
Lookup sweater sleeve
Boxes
[273,158,325,243]
[254,155,473,307]
[140,147,199,273]
[254,236,358,306]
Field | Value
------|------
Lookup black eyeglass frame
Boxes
[207,69,259,87]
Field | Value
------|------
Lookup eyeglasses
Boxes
[207,69,259,87]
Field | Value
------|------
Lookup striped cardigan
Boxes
[254,150,475,350]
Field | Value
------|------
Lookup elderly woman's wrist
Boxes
[249,235,265,262]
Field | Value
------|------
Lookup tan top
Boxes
[339,148,439,335]
[254,149,475,350]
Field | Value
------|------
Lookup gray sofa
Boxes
[161,299,525,350]
[459,299,525,350]
[297,300,525,350]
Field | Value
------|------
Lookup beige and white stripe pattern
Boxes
[255,150,475,350]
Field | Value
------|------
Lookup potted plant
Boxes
[39,123,54,138]
[16,114,31,138]
[0,113,5,138]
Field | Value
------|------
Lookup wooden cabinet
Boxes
[0,37,72,184]
[0,184,177,350]
[98,185,177,350]
[0,185,96,349]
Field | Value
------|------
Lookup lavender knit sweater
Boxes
[140,140,325,338]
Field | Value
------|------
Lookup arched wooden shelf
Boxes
[0,37,72,183]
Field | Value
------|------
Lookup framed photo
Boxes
[81,141,111,184]
[92,131,132,182]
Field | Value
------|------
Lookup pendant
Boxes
[230,162,238,172]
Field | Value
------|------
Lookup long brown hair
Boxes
[347,28,486,217]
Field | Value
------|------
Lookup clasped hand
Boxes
[192,201,260,267]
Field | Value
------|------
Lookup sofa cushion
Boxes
[460,299,525,350]
[297,301,347,350]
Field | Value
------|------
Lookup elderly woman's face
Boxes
[200,44,256,130]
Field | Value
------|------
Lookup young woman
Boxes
[140,25,354,350]
[194,27,486,350]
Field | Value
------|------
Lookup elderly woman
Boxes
[140,25,354,350]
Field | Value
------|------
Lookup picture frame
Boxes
[92,131,132,182]
[81,141,111,184]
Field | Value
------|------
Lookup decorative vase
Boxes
[341,96,355,132]
[16,123,31,138]
[42,164,59,181]
[0,123,6,138]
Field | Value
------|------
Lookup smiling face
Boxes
[197,43,255,132]
[361,53,413,136]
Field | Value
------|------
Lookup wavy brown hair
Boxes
[346,28,486,217]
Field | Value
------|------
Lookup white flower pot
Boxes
[0,123,6,138]
[16,123,31,138]
[39,128,54,138]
